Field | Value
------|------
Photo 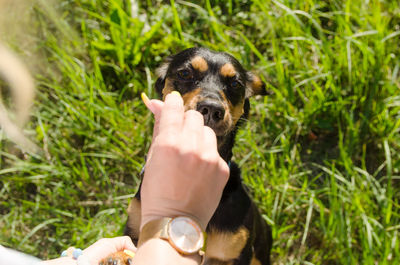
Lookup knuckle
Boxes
[203,125,214,134]
[185,110,204,125]
[97,238,109,244]
[192,110,204,120]
[198,155,220,170]
[165,102,183,113]
[201,153,219,164]
[180,149,201,162]
[165,144,180,155]
[186,109,201,117]
[220,162,230,177]
[121,235,131,241]
[154,141,180,157]
[203,126,216,138]
[155,131,176,146]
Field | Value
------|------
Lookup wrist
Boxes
[141,213,206,231]
[135,238,201,265]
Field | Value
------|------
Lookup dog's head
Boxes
[155,47,268,155]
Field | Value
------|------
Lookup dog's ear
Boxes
[245,72,270,98]
[155,57,172,96]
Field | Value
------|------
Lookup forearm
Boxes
[133,239,200,265]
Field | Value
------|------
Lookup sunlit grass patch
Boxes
[1,0,399,264]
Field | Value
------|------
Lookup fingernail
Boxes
[170,91,180,97]
[141,92,155,113]
[141,92,150,105]
[124,249,135,258]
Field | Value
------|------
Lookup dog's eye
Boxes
[231,80,240,88]
[177,69,193,80]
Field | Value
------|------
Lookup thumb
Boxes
[141,93,164,138]
[148,99,163,139]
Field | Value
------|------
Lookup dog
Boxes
[101,47,272,265]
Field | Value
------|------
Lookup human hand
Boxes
[83,236,136,265]
[41,237,136,265]
[140,92,230,230]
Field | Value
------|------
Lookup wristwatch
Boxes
[138,217,206,264]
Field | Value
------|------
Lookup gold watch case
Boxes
[138,217,206,261]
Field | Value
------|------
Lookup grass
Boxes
[0,0,399,264]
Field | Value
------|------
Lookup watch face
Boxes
[168,217,204,254]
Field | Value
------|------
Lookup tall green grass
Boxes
[1,0,399,264]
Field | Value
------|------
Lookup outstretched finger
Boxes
[147,99,164,139]
[181,110,204,152]
[141,93,165,148]
[158,91,184,136]
[141,93,163,120]
[201,125,229,180]
[83,236,137,264]
[200,125,219,154]
[109,236,137,252]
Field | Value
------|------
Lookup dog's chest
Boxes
[204,226,250,263]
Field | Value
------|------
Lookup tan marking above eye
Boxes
[191,56,208,72]
[206,226,250,261]
[220,63,236,77]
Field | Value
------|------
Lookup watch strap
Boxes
[138,217,171,247]
[138,217,206,265]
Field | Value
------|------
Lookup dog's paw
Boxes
[99,250,134,265]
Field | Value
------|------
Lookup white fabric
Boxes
[0,245,41,265]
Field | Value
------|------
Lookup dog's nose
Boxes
[196,101,225,124]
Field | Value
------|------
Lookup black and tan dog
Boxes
[102,47,272,265]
